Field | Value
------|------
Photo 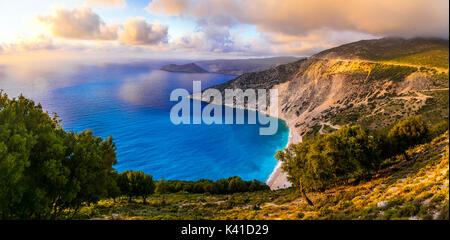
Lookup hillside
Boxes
[200,38,449,136]
[195,37,449,190]
[160,63,208,73]
[313,37,449,69]
[196,56,301,75]
[76,132,449,220]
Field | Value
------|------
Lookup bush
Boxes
[430,120,449,139]
[387,116,429,160]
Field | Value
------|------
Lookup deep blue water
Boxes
[3,63,289,182]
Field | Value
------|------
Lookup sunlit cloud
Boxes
[147,0,449,38]
[0,0,448,59]
[147,0,449,55]
[37,7,118,40]
[118,17,169,46]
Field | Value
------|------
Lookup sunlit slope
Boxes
[221,132,449,220]
[78,132,448,220]
[314,37,449,70]
[204,38,449,138]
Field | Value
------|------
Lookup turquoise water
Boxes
[4,63,289,182]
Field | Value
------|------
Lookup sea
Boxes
[0,61,289,182]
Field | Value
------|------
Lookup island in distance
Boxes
[160,56,301,75]
[160,63,209,73]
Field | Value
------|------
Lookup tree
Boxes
[328,125,381,178]
[117,171,132,202]
[276,141,314,206]
[430,120,449,139]
[155,178,167,204]
[0,92,118,219]
[276,125,381,206]
[62,130,117,216]
[249,180,267,191]
[138,173,155,204]
[107,171,121,202]
[116,171,154,203]
[388,116,429,161]
[227,177,247,193]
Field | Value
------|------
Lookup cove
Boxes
[6,63,290,182]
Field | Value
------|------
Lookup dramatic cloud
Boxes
[2,0,446,58]
[147,0,449,39]
[118,17,168,45]
[37,7,118,40]
[147,0,448,55]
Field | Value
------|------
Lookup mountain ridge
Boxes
[196,37,449,189]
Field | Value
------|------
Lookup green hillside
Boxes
[314,38,449,69]
[389,49,449,69]
[74,131,449,220]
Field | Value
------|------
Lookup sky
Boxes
[0,0,448,62]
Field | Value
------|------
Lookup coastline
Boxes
[265,122,301,190]
[189,94,300,190]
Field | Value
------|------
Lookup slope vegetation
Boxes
[78,132,449,220]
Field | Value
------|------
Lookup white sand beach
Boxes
[265,123,302,190]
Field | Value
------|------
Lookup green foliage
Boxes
[72,131,448,220]
[0,92,118,219]
[155,178,167,195]
[117,171,155,204]
[163,177,268,194]
[387,116,429,157]
[390,49,449,69]
[277,125,380,192]
[325,38,449,67]
[278,116,436,194]
[430,120,449,139]
[416,90,449,126]
[368,64,417,82]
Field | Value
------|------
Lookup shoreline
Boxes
[265,121,301,190]
[189,95,300,190]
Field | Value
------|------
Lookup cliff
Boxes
[197,37,449,189]
[202,37,448,136]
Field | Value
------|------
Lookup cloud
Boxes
[84,0,127,7]
[35,8,168,47]
[0,35,57,53]
[118,17,168,45]
[174,28,254,54]
[147,0,449,56]
[264,29,377,55]
[147,0,449,39]
[37,7,118,40]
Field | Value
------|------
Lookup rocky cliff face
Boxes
[202,38,449,141]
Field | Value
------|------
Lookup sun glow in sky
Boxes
[0,0,448,61]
